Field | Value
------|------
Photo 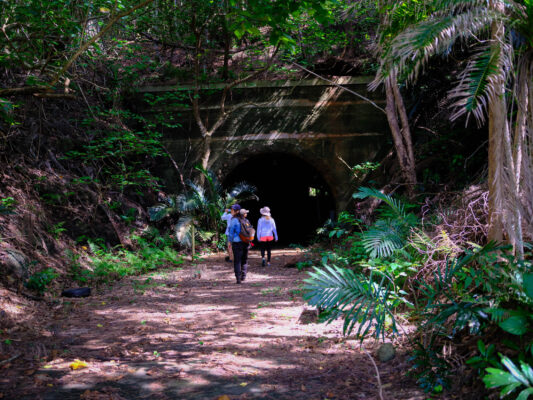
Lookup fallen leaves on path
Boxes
[1,249,425,400]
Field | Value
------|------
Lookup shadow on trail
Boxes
[10,251,423,400]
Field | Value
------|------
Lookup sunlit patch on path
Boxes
[9,249,424,400]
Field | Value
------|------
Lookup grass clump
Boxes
[85,234,184,283]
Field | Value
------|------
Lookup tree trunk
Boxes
[200,136,212,172]
[487,14,506,243]
[384,74,416,197]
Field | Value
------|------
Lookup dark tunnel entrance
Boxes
[223,153,336,246]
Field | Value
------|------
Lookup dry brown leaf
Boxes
[216,396,231,400]
[105,374,125,381]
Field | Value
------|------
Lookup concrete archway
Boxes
[223,153,336,245]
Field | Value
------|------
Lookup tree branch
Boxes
[50,0,155,87]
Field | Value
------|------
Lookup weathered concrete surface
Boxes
[132,77,389,210]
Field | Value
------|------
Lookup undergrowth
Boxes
[68,233,184,285]
[305,186,533,398]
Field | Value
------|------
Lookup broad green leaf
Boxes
[523,273,533,300]
[502,356,530,386]
[499,315,529,336]
[517,387,533,400]
[483,368,516,388]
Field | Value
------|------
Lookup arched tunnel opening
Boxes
[223,153,336,246]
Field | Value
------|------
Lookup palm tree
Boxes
[149,166,258,247]
[373,0,533,255]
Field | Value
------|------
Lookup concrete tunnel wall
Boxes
[131,77,390,238]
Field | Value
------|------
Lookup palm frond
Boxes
[431,0,492,16]
[176,192,202,214]
[353,187,406,218]
[449,44,507,124]
[376,7,494,86]
[175,216,193,247]
[227,181,259,203]
[362,219,406,258]
[147,204,171,222]
[194,165,223,199]
[147,195,180,221]
[303,265,399,340]
[485,307,512,323]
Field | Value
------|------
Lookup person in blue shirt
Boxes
[256,206,278,267]
[221,207,235,262]
[227,204,250,284]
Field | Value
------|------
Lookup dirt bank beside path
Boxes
[1,249,425,400]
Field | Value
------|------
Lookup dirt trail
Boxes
[2,249,425,400]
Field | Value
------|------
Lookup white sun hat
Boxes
[260,206,271,216]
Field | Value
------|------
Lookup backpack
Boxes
[239,217,255,243]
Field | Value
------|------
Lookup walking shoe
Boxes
[225,256,232,262]
[236,279,241,284]
[262,258,266,267]
[241,274,246,281]
[267,262,271,267]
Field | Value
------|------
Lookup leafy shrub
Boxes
[408,340,451,393]
[0,197,16,215]
[483,356,533,399]
[87,235,184,282]
[148,166,258,247]
[316,211,361,245]
[295,260,313,271]
[25,268,58,295]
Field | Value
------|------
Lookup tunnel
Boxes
[223,153,336,246]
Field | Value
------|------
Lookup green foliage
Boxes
[351,161,380,179]
[483,356,533,400]
[408,340,451,393]
[414,242,503,336]
[467,340,501,373]
[0,197,16,215]
[48,222,67,239]
[148,166,258,248]
[295,260,313,271]
[316,211,361,244]
[311,186,533,396]
[411,242,533,396]
[25,268,58,295]
[304,264,408,340]
[353,187,419,258]
[87,235,184,283]
[65,249,92,285]
[360,257,419,288]
[64,108,164,191]
[0,98,17,126]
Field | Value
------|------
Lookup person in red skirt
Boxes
[256,206,278,267]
